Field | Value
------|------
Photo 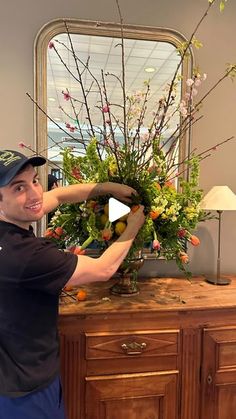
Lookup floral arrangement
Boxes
[32,0,235,278]
[46,140,205,276]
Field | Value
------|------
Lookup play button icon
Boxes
[108,198,130,222]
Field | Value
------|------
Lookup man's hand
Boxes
[126,204,145,232]
[107,182,137,203]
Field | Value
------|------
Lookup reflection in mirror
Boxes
[47,34,182,168]
[35,19,192,253]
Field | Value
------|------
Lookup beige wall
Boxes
[1,0,236,277]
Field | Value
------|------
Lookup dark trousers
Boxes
[0,376,66,419]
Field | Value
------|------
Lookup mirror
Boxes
[34,18,192,254]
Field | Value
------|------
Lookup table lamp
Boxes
[200,185,236,285]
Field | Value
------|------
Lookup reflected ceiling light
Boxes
[48,97,56,102]
[54,117,61,121]
[144,67,156,73]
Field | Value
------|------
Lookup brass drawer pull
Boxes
[121,341,147,355]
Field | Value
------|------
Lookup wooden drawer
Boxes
[203,327,236,373]
[85,329,180,375]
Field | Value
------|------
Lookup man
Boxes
[48,173,59,191]
[47,173,59,223]
[0,149,145,419]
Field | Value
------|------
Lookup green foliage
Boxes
[220,0,227,12]
[48,143,210,275]
[208,0,227,12]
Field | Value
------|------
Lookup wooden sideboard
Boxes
[59,276,236,419]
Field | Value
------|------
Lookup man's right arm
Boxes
[66,206,145,286]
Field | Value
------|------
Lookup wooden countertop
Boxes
[59,275,236,316]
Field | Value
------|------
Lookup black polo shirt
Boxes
[0,221,77,397]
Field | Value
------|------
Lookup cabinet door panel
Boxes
[201,327,236,419]
[60,333,86,419]
[218,385,236,419]
[86,372,178,419]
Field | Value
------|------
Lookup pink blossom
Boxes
[186,78,194,87]
[194,78,202,87]
[18,141,26,148]
[65,121,77,133]
[192,87,198,97]
[104,138,112,146]
[180,107,188,117]
[179,101,188,117]
[48,42,54,49]
[202,73,207,81]
[102,105,110,113]
[140,133,149,143]
[177,228,187,238]
[62,91,71,101]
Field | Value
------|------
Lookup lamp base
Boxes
[205,277,231,286]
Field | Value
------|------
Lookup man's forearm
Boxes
[57,182,110,205]
[93,226,137,280]
[66,206,145,286]
[57,181,137,204]
[66,234,135,287]
[43,180,136,214]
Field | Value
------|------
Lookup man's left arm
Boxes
[42,182,137,214]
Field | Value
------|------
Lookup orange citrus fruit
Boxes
[100,213,108,226]
[131,205,140,213]
[119,214,128,221]
[115,221,127,236]
[76,289,87,301]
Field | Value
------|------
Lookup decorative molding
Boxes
[180,328,201,419]
[34,18,193,238]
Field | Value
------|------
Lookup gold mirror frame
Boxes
[34,18,193,252]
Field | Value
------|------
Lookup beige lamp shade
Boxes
[200,185,236,211]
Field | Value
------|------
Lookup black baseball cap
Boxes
[0,149,46,187]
